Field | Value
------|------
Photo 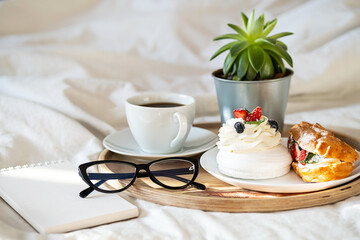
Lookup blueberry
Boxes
[234,122,245,134]
[268,119,279,132]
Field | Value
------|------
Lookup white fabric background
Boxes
[0,0,360,239]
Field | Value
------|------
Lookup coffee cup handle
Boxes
[170,112,188,148]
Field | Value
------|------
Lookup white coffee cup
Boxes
[125,93,196,154]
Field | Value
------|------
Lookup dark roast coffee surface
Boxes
[141,102,184,108]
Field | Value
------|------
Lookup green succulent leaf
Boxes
[227,23,248,40]
[237,49,249,80]
[271,57,283,74]
[259,41,293,67]
[245,63,257,80]
[265,38,277,45]
[268,32,293,40]
[247,10,255,34]
[213,33,243,41]
[275,40,288,50]
[248,45,265,72]
[232,75,241,81]
[223,53,237,77]
[261,19,277,38]
[230,56,240,76]
[267,51,285,73]
[210,41,238,60]
[259,52,274,79]
[255,38,275,46]
[230,41,250,57]
[241,12,249,31]
[263,18,276,30]
[250,14,264,39]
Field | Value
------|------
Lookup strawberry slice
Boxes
[290,143,297,160]
[298,149,307,166]
[287,136,291,148]
[233,109,248,120]
[245,106,262,122]
[299,149,307,161]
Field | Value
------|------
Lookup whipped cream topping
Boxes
[217,117,281,153]
[297,157,343,168]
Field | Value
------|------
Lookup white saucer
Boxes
[103,127,218,158]
[200,139,360,193]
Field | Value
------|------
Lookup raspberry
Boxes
[245,106,262,121]
[233,109,248,120]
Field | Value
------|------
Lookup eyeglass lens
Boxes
[149,159,195,188]
[85,159,196,191]
[86,162,136,191]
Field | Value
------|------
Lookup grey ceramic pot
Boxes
[212,69,293,133]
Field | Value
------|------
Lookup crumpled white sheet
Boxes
[0,0,360,239]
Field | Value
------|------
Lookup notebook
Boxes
[0,161,139,234]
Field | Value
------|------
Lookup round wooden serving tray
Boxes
[98,123,360,212]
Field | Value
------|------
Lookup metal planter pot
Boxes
[212,69,293,133]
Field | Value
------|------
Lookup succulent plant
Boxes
[210,10,293,80]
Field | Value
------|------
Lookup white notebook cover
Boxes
[0,161,139,233]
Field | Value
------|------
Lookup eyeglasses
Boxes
[78,157,206,198]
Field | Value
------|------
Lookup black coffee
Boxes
[141,102,184,108]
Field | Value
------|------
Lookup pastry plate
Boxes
[103,127,218,158]
[200,139,360,193]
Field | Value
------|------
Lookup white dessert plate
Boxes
[103,127,218,158]
[200,139,360,193]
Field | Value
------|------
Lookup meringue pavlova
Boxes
[216,106,292,179]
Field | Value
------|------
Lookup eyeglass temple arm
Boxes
[153,173,205,190]
[79,179,106,198]
[79,180,205,199]
[141,169,205,190]
[79,186,93,198]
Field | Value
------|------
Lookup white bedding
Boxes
[1,0,360,239]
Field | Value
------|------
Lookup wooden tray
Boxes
[98,123,360,212]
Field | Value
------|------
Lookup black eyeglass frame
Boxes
[78,157,204,198]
